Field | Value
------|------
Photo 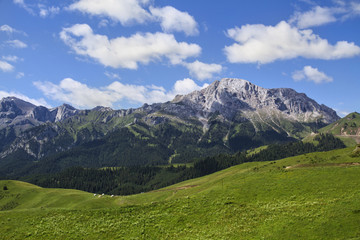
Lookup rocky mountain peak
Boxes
[0,97,36,116]
[51,104,78,122]
[171,78,339,124]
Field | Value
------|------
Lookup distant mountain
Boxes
[0,97,78,131]
[0,78,340,177]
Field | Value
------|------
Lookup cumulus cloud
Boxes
[68,0,152,25]
[6,39,27,48]
[290,6,339,28]
[171,78,209,95]
[150,6,199,36]
[0,61,14,72]
[224,21,360,64]
[0,90,50,107]
[292,65,333,84]
[290,2,360,28]
[182,60,222,80]
[34,77,208,109]
[67,0,199,35]
[34,78,116,108]
[60,24,201,69]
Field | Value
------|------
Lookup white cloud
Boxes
[182,60,222,80]
[34,78,116,108]
[68,0,152,25]
[345,2,360,18]
[292,65,333,84]
[351,2,360,13]
[224,21,360,64]
[6,39,27,48]
[39,5,60,18]
[67,0,199,35]
[98,19,109,28]
[14,0,60,18]
[290,6,338,28]
[0,25,16,34]
[13,0,35,15]
[0,24,27,37]
[0,61,14,72]
[16,72,25,79]
[2,55,21,62]
[60,24,201,69]
[171,78,209,95]
[290,2,360,28]
[104,71,121,80]
[0,90,50,107]
[13,0,26,7]
[34,77,208,109]
[150,6,198,36]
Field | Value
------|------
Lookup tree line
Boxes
[24,134,345,195]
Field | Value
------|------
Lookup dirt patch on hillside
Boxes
[286,162,360,169]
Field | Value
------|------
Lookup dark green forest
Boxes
[24,134,345,195]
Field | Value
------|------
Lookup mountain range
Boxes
[0,78,341,177]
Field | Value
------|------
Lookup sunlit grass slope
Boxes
[1,146,360,239]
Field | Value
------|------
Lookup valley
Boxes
[1,146,360,239]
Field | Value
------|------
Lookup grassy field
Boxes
[1,146,360,239]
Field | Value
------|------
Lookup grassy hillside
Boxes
[1,146,360,239]
[320,112,360,146]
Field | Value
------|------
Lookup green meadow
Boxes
[1,146,360,239]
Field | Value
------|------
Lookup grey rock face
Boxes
[0,97,41,132]
[171,78,339,123]
[50,104,79,122]
[0,97,80,132]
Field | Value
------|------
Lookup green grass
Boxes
[246,145,268,156]
[1,147,360,239]
[319,112,360,147]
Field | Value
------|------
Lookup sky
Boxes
[0,0,359,116]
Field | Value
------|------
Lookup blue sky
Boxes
[0,0,359,116]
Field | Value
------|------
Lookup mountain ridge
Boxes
[0,78,340,131]
[0,78,341,177]
[172,78,338,123]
